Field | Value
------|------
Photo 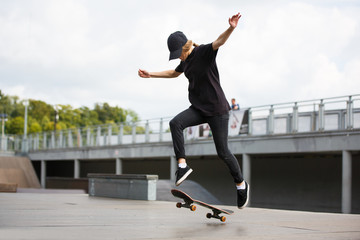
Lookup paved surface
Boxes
[1,192,360,240]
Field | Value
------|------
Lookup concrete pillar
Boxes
[116,158,122,175]
[41,160,46,188]
[74,159,80,179]
[342,150,352,214]
[242,153,251,206]
[170,156,177,181]
[242,154,251,182]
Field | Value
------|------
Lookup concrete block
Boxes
[0,183,17,192]
[88,174,158,200]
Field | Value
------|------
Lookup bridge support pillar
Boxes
[170,156,177,182]
[74,159,80,179]
[116,158,123,175]
[242,153,251,205]
[342,150,352,214]
[41,160,46,188]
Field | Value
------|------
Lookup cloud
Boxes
[219,1,360,106]
[0,0,359,120]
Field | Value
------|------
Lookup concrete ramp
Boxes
[157,180,222,205]
[0,157,41,190]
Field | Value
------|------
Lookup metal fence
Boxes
[0,95,359,153]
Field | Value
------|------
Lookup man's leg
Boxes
[169,107,205,186]
[207,113,249,208]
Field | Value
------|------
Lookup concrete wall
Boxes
[27,130,360,213]
[32,152,359,213]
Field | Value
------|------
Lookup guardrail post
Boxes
[107,124,112,145]
[96,126,101,146]
[132,122,136,144]
[159,118,163,142]
[59,130,63,148]
[28,135,33,151]
[118,124,123,144]
[35,133,39,150]
[86,127,91,146]
[77,128,83,147]
[68,129,73,147]
[43,132,47,150]
[318,100,325,131]
[292,102,298,133]
[50,132,55,149]
[145,120,150,143]
[346,96,354,129]
[248,109,252,135]
[267,105,274,135]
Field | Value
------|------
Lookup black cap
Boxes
[167,31,187,60]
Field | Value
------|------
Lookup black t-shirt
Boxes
[175,43,230,116]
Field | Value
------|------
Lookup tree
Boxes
[7,116,24,135]
[0,89,142,135]
[28,100,53,123]
[29,120,42,133]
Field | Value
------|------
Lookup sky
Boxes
[1,0,359,120]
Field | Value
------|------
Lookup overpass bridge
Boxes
[1,95,360,213]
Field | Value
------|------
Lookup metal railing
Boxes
[249,95,360,135]
[0,94,359,153]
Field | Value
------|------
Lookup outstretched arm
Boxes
[138,69,182,78]
[212,12,241,50]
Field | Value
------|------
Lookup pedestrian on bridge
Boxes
[138,12,249,209]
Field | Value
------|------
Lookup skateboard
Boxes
[171,189,233,222]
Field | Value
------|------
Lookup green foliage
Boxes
[7,116,24,135]
[0,89,141,135]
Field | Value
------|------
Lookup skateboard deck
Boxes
[171,189,233,222]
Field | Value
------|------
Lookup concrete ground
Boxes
[0,192,359,240]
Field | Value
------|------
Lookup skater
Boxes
[138,12,249,209]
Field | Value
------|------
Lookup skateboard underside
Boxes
[172,189,233,222]
[175,200,229,222]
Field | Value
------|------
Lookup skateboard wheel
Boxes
[190,205,196,211]
[176,202,182,208]
[206,213,212,219]
[220,216,226,222]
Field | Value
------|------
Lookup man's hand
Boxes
[138,69,150,78]
[229,12,241,29]
[212,12,242,50]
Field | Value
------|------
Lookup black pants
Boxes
[169,107,244,184]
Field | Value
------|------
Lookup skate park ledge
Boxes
[88,174,158,200]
